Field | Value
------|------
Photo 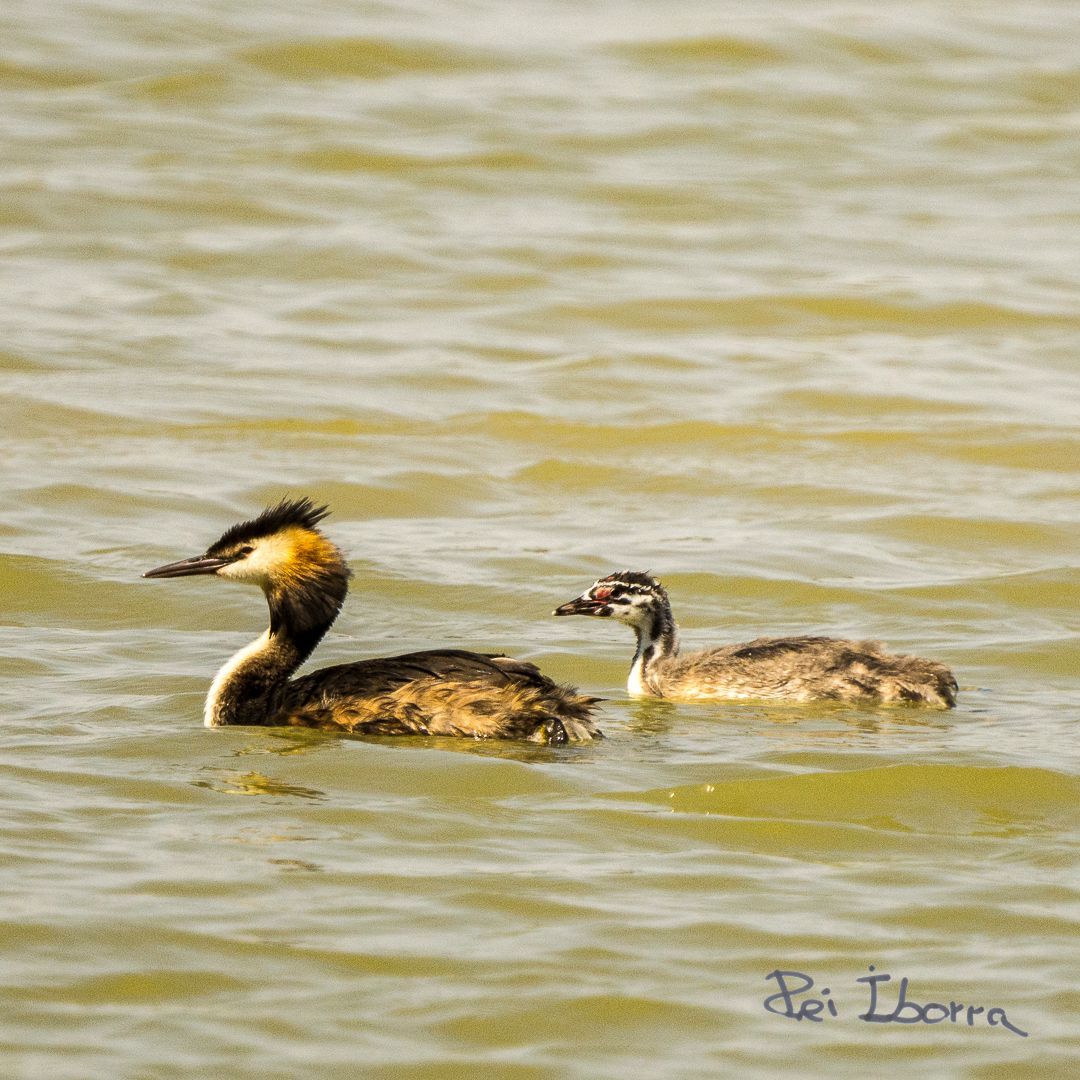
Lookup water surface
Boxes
[1,2,1078,1077]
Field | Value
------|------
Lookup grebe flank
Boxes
[144,498,601,743]
[554,571,957,708]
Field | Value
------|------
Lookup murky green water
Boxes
[2,2,1078,1077]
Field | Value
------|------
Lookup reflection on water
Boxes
[623,698,681,735]
[228,729,341,757]
[268,858,324,873]
[191,769,327,801]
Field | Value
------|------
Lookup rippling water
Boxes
[2,2,1078,1077]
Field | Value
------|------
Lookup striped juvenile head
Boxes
[553,571,668,626]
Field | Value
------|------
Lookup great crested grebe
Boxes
[555,572,958,708]
[144,498,601,743]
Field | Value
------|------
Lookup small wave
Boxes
[612,35,786,67]
[606,763,1080,838]
[238,37,506,81]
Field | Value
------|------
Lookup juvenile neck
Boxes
[205,571,348,727]
[627,603,679,697]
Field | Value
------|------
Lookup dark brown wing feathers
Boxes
[278,649,601,742]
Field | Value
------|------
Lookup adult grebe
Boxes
[144,498,601,743]
[554,571,957,707]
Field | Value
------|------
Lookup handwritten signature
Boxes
[763,967,1028,1038]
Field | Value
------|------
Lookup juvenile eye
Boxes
[237,545,255,558]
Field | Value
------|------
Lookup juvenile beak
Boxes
[553,595,611,617]
[143,555,231,579]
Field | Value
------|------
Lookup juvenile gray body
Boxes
[555,572,957,708]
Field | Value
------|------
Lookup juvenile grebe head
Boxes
[555,571,679,696]
[553,571,668,630]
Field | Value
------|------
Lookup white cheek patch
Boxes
[216,557,266,586]
[611,597,648,624]
[215,533,294,587]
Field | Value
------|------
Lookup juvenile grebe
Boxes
[144,498,601,743]
[555,572,957,708]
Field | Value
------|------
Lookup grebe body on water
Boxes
[144,499,601,743]
[555,572,957,708]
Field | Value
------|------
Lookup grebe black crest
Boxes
[144,498,601,744]
[555,571,957,708]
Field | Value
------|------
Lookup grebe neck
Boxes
[205,569,348,727]
[627,602,679,697]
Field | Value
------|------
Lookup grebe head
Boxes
[143,497,345,593]
[553,571,668,630]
